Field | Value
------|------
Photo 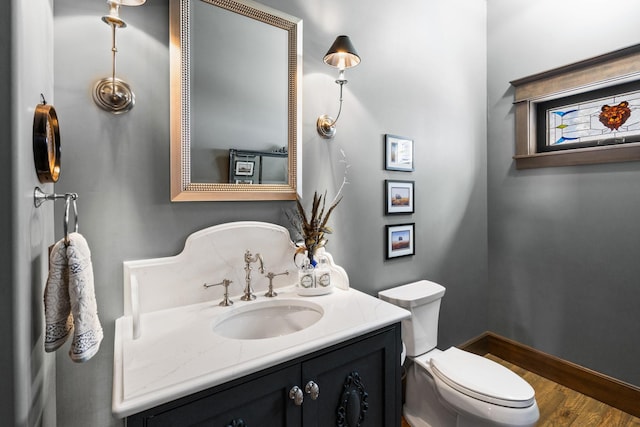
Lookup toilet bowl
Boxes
[379,280,539,427]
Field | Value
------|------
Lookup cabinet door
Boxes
[130,365,300,427]
[300,326,401,427]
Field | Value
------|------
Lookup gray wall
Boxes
[52,0,486,425]
[487,0,640,386]
[0,1,13,421]
[4,0,58,426]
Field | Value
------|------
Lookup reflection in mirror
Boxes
[191,2,287,183]
[170,0,302,201]
[229,149,288,184]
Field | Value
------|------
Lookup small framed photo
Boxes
[385,134,414,171]
[385,180,414,215]
[234,160,254,176]
[386,223,415,259]
[235,179,254,184]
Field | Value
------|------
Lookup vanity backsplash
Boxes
[122,221,349,339]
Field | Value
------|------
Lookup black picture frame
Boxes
[385,223,415,259]
[384,134,414,171]
[385,180,415,215]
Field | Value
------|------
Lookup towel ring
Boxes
[64,194,79,245]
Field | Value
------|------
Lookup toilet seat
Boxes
[428,347,535,408]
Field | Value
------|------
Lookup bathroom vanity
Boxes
[125,323,400,426]
[113,222,409,426]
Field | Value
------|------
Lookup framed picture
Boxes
[235,179,254,184]
[386,223,415,259]
[234,160,254,176]
[385,134,414,171]
[385,180,414,214]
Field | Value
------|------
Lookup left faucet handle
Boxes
[203,279,234,306]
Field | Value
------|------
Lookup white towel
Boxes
[44,239,73,351]
[44,232,103,362]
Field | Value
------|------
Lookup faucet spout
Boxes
[242,250,264,301]
[257,253,265,274]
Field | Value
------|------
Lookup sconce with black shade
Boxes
[316,35,360,139]
[93,0,146,114]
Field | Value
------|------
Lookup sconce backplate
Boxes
[93,77,136,114]
[317,115,337,139]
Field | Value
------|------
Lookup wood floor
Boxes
[400,354,640,426]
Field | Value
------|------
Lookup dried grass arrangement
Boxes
[287,150,350,265]
[294,191,342,265]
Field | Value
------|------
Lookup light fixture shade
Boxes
[323,35,360,70]
[109,0,146,6]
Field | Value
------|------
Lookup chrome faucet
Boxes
[264,270,289,297]
[203,279,233,306]
[242,250,264,300]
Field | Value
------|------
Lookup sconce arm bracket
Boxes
[316,80,346,139]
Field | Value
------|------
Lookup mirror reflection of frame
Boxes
[170,0,302,201]
[229,149,288,184]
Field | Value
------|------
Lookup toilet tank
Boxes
[378,280,446,357]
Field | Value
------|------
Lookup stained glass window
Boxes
[537,80,640,152]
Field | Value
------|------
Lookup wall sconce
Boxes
[92,0,146,114]
[316,35,361,139]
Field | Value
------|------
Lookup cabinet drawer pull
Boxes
[305,381,320,400]
[289,385,304,406]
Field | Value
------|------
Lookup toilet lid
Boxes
[430,347,535,408]
[378,280,445,308]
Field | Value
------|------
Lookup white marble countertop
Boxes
[112,286,410,418]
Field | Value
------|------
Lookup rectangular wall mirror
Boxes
[170,0,302,201]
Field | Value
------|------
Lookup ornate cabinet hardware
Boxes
[289,385,304,406]
[337,371,369,427]
[305,380,320,400]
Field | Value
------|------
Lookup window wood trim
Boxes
[511,44,640,169]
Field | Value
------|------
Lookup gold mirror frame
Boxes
[170,0,302,201]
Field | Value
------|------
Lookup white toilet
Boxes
[379,280,539,427]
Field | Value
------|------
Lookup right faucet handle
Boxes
[203,279,234,306]
[264,270,289,297]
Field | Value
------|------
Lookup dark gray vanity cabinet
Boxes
[125,324,401,427]
[134,365,300,426]
[300,325,400,427]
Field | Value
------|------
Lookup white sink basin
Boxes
[212,299,324,340]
